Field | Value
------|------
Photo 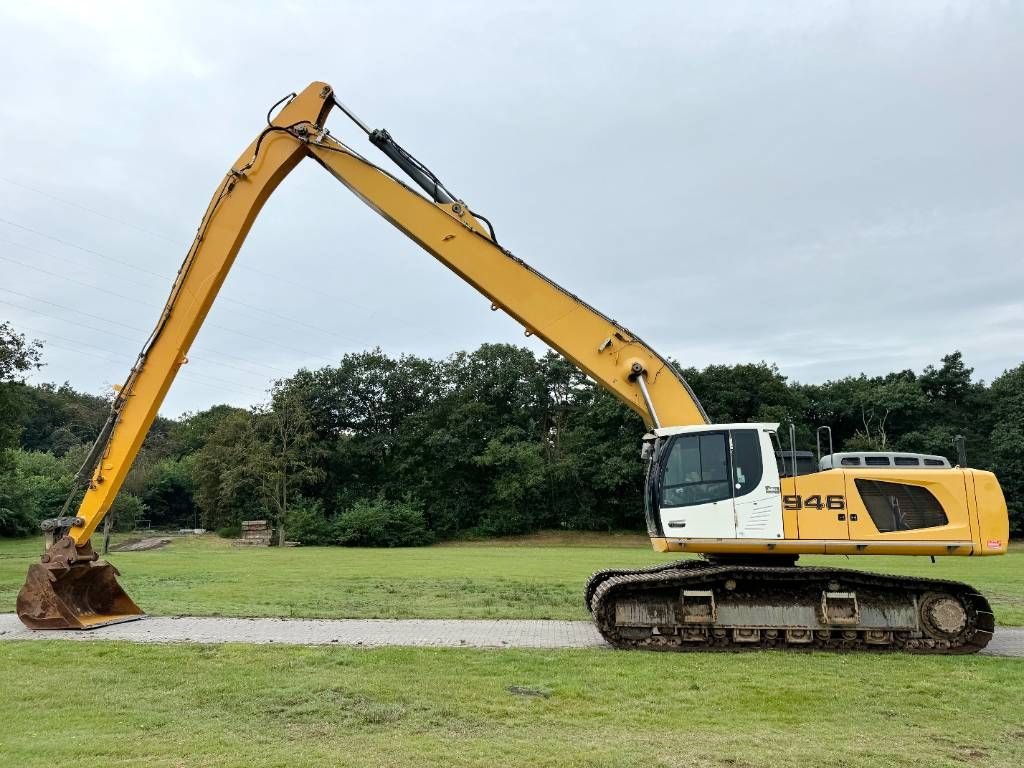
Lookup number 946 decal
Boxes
[783,494,845,511]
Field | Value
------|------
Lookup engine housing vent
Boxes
[854,479,949,532]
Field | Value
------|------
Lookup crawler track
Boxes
[586,562,994,654]
[583,559,698,611]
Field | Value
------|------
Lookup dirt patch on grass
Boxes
[439,530,653,548]
[112,537,172,552]
[987,591,1024,608]
[952,745,990,763]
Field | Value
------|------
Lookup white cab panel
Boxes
[734,430,783,539]
[654,424,783,541]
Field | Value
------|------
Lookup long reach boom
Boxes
[17,81,707,629]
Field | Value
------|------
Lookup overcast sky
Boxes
[1,1,1021,417]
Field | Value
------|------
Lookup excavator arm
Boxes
[16,81,706,629]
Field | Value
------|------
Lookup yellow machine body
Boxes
[652,468,1009,556]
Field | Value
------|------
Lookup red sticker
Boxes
[987,539,1003,550]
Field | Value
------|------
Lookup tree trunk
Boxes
[101,513,114,555]
[279,430,288,546]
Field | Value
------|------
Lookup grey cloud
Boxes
[1,1,1021,416]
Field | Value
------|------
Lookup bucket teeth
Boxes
[16,537,144,630]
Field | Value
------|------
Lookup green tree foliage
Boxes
[3,331,1022,541]
[167,405,250,457]
[682,362,807,425]
[0,322,42,467]
[16,382,108,455]
[283,497,333,545]
[0,450,74,536]
[193,409,268,532]
[989,364,1024,533]
[248,380,325,545]
[140,457,197,529]
[109,492,147,533]
[334,496,434,547]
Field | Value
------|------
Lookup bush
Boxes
[140,457,197,529]
[285,498,333,545]
[334,496,434,547]
[0,480,37,537]
[216,522,242,539]
[109,493,147,532]
[0,449,75,536]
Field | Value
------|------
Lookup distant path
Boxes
[0,615,1021,656]
[0,616,606,649]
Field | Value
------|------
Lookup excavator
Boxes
[17,81,1009,653]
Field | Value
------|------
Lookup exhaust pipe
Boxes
[16,536,144,630]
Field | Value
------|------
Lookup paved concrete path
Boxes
[1,614,1021,655]
[0,615,606,649]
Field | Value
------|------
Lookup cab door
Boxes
[731,429,783,539]
[658,431,736,538]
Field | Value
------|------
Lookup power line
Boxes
[0,222,365,346]
[219,295,363,345]
[205,318,335,361]
[28,339,269,398]
[0,217,170,280]
[0,298,140,344]
[0,297,287,380]
[38,339,265,399]
[0,181,440,344]
[0,185,374,311]
[0,176,178,243]
[0,286,294,376]
[0,286,147,331]
[0,235,164,294]
[233,259,379,316]
[0,209,378,323]
[16,323,269,396]
[0,251,339,362]
[0,252,153,306]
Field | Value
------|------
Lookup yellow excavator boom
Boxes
[61,81,705,549]
[16,81,709,629]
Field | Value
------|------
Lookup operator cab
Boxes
[643,423,783,541]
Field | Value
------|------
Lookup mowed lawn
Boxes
[1,533,1022,624]
[1,641,1023,768]
[1,535,1023,767]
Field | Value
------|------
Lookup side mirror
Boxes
[641,432,660,461]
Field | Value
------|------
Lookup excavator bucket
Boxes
[16,536,144,630]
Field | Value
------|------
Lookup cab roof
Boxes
[652,422,781,438]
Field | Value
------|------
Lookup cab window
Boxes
[731,429,763,497]
[661,432,730,508]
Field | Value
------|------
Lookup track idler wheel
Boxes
[16,536,144,630]
[919,592,969,640]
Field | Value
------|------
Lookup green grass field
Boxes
[1,534,1022,767]
[1,641,1022,767]
[2,533,1022,624]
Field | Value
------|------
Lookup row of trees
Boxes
[1,319,1021,542]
